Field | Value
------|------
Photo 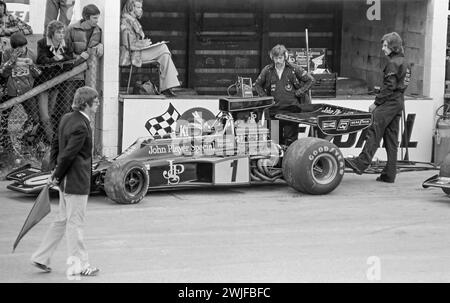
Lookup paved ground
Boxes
[1,169,450,283]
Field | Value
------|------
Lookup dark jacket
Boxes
[0,47,40,96]
[374,52,410,106]
[254,62,314,113]
[35,37,75,85]
[65,20,103,80]
[66,20,102,55]
[36,37,74,65]
[50,111,92,195]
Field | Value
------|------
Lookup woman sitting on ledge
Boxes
[120,0,180,97]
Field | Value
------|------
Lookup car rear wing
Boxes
[275,103,373,136]
[219,96,274,112]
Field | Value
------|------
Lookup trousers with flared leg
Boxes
[140,44,180,91]
[355,100,403,181]
[31,187,89,268]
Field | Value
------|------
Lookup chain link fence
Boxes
[0,57,99,175]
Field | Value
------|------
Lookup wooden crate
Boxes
[311,73,337,98]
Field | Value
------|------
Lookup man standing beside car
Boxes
[31,86,100,277]
[345,32,409,183]
[255,44,314,147]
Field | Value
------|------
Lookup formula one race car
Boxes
[6,97,373,204]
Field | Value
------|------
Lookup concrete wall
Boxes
[77,0,121,158]
[423,0,448,110]
[340,0,427,97]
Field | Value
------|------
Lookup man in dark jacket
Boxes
[31,86,100,277]
[255,44,314,146]
[346,32,410,183]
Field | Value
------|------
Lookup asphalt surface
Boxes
[1,170,450,283]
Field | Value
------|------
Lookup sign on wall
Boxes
[288,48,327,73]
[121,98,434,162]
[366,0,381,21]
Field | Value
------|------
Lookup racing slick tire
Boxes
[104,160,150,204]
[439,153,450,195]
[282,137,344,195]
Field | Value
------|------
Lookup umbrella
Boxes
[12,184,51,253]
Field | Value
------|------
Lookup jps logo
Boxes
[163,160,185,185]
[337,120,350,131]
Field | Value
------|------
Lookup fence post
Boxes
[85,55,103,156]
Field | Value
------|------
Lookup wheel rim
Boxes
[311,154,338,185]
[124,168,145,196]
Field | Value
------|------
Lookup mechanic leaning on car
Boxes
[345,32,410,183]
[254,44,314,147]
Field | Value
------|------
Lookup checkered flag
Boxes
[145,103,181,137]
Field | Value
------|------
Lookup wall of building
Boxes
[121,0,342,95]
[340,0,427,97]
[78,0,121,158]
[423,0,448,108]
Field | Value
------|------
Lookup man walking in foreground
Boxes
[31,86,100,277]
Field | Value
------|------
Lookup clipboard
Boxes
[139,41,169,50]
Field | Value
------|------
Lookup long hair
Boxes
[46,20,66,39]
[122,0,143,16]
[381,32,404,55]
[0,1,7,12]
[269,44,289,61]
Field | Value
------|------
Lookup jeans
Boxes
[44,0,75,34]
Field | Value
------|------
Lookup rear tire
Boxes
[439,153,450,195]
[282,137,345,195]
[104,160,149,204]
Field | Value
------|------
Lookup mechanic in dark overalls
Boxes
[255,44,314,146]
[346,32,410,183]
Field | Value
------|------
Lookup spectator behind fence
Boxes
[0,32,41,152]
[59,4,103,128]
[44,0,76,35]
[0,0,33,63]
[36,20,75,144]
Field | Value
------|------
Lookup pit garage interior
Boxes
[114,0,444,165]
[119,0,427,96]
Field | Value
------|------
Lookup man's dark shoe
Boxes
[376,176,395,183]
[345,158,364,175]
[162,88,176,97]
[32,262,52,273]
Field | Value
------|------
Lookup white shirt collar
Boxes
[79,111,90,122]
[46,37,66,54]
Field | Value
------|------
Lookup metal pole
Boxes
[127,33,134,94]
[305,28,312,101]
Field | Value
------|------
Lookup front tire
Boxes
[439,153,450,195]
[104,160,149,204]
[282,137,345,195]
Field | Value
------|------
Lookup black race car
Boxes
[6,97,372,204]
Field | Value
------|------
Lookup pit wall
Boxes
[120,96,433,163]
